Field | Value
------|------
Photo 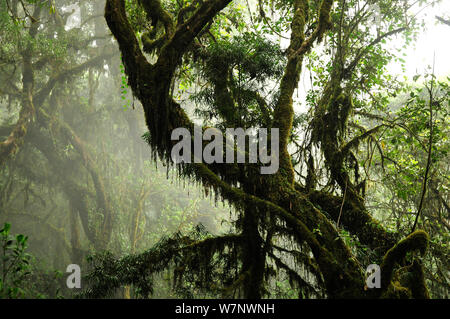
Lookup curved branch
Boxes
[436,16,450,27]
[34,53,114,107]
[340,124,386,154]
[380,230,428,292]
[343,27,406,79]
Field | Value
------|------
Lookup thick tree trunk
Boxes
[103,0,430,299]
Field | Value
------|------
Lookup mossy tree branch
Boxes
[379,230,428,296]
[102,0,432,299]
[0,4,42,166]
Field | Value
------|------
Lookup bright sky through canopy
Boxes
[397,2,450,79]
[293,1,450,113]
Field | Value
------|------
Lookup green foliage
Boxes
[0,222,31,298]
[0,0,448,299]
[120,63,132,110]
[82,225,240,299]
[0,222,67,299]
[192,33,285,127]
[365,75,449,297]
[201,33,285,84]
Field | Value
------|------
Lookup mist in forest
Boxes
[0,0,448,300]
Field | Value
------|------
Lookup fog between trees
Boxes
[0,0,448,299]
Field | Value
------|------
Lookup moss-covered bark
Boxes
[103,0,430,299]
[0,6,40,166]
[379,231,428,296]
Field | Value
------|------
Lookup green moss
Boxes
[380,231,428,293]
[317,0,333,41]
[105,0,389,299]
[142,32,165,54]
[381,281,412,299]
[407,260,430,299]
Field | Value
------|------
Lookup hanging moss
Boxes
[82,227,244,298]
[104,0,434,299]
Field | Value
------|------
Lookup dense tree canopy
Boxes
[0,0,448,299]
